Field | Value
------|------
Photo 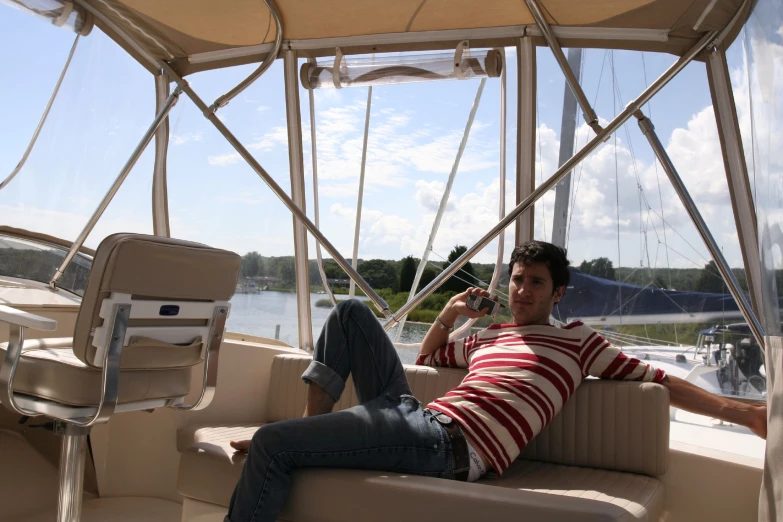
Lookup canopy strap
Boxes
[0,34,79,192]
[395,78,486,341]
[308,82,337,306]
[348,86,373,299]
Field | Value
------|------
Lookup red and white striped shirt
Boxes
[415,321,666,475]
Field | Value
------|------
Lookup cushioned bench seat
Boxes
[177,354,669,521]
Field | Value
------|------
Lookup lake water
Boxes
[226,291,429,364]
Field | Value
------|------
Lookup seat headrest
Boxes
[72,234,241,368]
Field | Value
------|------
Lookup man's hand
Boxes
[439,287,498,327]
[418,288,498,361]
[663,375,768,439]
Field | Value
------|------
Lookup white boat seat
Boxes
[177,354,669,521]
[0,338,192,406]
[0,233,241,522]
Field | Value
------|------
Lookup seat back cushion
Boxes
[72,234,241,369]
[266,354,669,476]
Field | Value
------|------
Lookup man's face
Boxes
[507,261,565,325]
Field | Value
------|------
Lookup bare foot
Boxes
[230,440,251,452]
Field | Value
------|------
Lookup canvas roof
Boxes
[83,0,750,75]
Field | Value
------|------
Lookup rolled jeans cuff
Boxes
[301,360,345,402]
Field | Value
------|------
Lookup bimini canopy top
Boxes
[79,0,749,75]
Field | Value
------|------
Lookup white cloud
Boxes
[208,153,241,166]
[415,180,454,212]
[247,126,288,152]
[305,99,497,198]
[207,126,288,166]
[257,105,270,112]
[170,132,203,146]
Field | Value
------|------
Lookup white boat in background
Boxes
[0,0,781,521]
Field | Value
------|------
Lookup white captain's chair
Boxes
[0,233,241,522]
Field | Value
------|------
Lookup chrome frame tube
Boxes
[551,48,583,248]
[152,72,171,237]
[0,34,80,192]
[706,49,763,317]
[188,26,671,65]
[0,304,130,426]
[515,36,536,246]
[50,88,182,287]
[524,0,602,133]
[56,423,89,522]
[77,0,393,316]
[0,324,37,416]
[162,68,390,316]
[209,0,283,111]
[284,50,315,350]
[386,32,718,327]
[172,305,228,411]
[70,303,129,426]
[349,86,372,299]
[635,111,765,348]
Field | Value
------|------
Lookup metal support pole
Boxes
[284,50,314,351]
[50,87,182,287]
[152,72,171,237]
[56,423,89,522]
[635,111,765,349]
[349,86,372,299]
[706,49,763,317]
[75,0,391,317]
[515,36,536,246]
[551,48,582,248]
[385,32,719,329]
[524,0,602,134]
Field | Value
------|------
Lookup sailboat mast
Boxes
[551,48,583,249]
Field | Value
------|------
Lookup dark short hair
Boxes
[508,241,571,290]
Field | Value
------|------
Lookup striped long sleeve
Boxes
[415,332,479,368]
[416,321,665,475]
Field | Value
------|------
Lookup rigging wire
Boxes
[395,78,487,341]
[427,249,510,301]
[641,51,680,344]
[611,51,623,325]
[566,50,608,248]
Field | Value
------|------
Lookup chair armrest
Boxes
[0,305,57,331]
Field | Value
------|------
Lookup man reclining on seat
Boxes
[224,241,767,522]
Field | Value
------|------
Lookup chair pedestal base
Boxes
[55,422,90,522]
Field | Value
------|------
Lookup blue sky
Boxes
[0,4,765,280]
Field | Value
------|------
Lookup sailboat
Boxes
[0,0,780,521]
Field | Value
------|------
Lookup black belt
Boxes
[426,410,470,481]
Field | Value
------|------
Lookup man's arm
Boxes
[662,374,767,439]
[418,288,494,360]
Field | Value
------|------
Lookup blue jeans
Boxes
[224,299,458,522]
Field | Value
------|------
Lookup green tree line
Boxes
[240,249,781,295]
